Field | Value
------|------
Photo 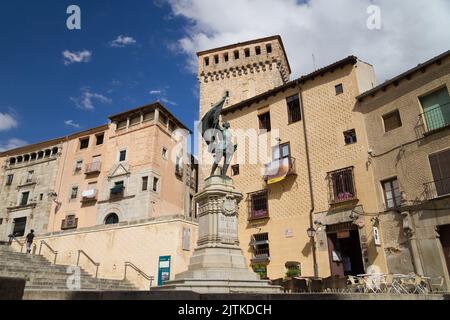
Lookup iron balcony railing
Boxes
[85,162,102,174]
[424,177,450,200]
[263,157,297,183]
[420,102,450,134]
[251,248,270,263]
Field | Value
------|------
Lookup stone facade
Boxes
[0,140,63,241]
[197,35,391,279]
[358,51,450,288]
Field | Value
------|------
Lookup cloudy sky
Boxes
[0,0,449,151]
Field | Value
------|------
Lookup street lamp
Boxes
[307,226,316,238]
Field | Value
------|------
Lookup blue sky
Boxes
[1,0,449,151]
[0,0,199,150]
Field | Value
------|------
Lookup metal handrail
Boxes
[77,250,100,278]
[9,236,25,253]
[124,261,154,290]
[419,102,450,133]
[39,240,58,264]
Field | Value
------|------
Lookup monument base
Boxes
[156,176,282,294]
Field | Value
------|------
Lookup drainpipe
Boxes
[298,88,319,278]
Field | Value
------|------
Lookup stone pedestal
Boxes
[158,176,281,294]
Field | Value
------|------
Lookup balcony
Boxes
[420,102,450,135]
[424,177,450,200]
[263,157,296,184]
[251,248,270,264]
[250,233,270,263]
[328,167,358,205]
[81,189,98,202]
[85,162,102,174]
[110,186,125,200]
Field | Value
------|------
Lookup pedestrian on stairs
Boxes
[26,230,35,254]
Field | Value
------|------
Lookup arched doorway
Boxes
[105,213,119,225]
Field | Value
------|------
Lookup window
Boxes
[244,48,250,58]
[117,120,127,130]
[382,178,402,209]
[335,84,344,95]
[0,218,3,225]
[26,171,34,183]
[231,165,240,176]
[234,50,240,60]
[383,110,402,132]
[214,55,219,64]
[52,147,58,155]
[37,151,44,159]
[204,57,209,66]
[95,133,104,146]
[328,167,357,204]
[224,53,229,62]
[39,193,44,201]
[153,177,159,192]
[142,176,148,191]
[420,87,450,132]
[70,187,79,200]
[344,129,357,145]
[143,111,155,122]
[258,112,271,132]
[20,192,30,206]
[159,113,168,126]
[428,149,450,198]
[17,156,23,163]
[24,155,30,162]
[75,160,83,173]
[175,156,183,177]
[255,46,261,55]
[6,174,13,186]
[250,190,269,220]
[162,147,168,160]
[9,158,16,165]
[30,153,37,161]
[287,95,301,123]
[168,121,176,132]
[45,149,51,157]
[80,138,89,150]
[251,233,270,264]
[111,181,125,196]
[129,115,141,126]
[266,44,272,54]
[105,213,119,225]
[119,150,127,162]
[272,143,291,160]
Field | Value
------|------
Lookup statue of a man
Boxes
[200,95,237,178]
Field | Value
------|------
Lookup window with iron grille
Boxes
[344,129,357,145]
[250,190,269,220]
[251,233,270,261]
[328,167,356,204]
[70,187,79,200]
[287,95,301,124]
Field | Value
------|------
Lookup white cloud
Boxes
[165,0,450,81]
[110,35,137,48]
[0,112,18,131]
[70,89,112,110]
[64,120,81,129]
[62,50,92,65]
[149,87,178,106]
[0,138,28,152]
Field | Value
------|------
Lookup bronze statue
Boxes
[200,94,237,178]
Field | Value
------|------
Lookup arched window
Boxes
[105,213,119,225]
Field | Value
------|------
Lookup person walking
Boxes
[25,230,35,254]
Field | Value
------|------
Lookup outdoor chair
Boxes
[347,276,364,293]
[282,278,295,293]
[429,276,445,294]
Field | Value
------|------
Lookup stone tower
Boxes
[197,35,292,119]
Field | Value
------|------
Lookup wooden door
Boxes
[327,233,344,277]
[429,149,450,196]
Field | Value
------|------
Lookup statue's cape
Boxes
[199,96,227,146]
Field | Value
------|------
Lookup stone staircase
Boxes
[0,245,138,292]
